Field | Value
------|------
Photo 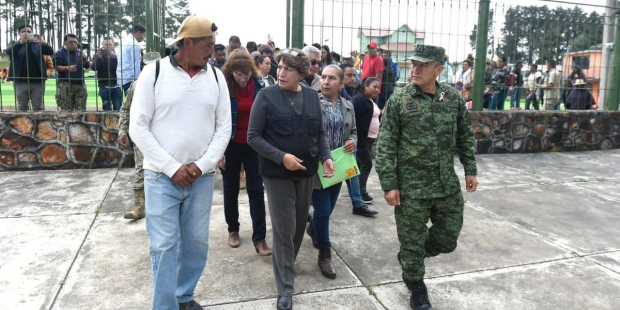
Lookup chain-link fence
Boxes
[0,0,181,111]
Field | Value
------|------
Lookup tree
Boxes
[469,9,495,56]
[164,0,190,38]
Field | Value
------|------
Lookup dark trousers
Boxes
[356,137,375,195]
[263,176,313,297]
[122,82,132,95]
[525,91,539,110]
[222,142,267,244]
[483,93,491,109]
[311,182,343,250]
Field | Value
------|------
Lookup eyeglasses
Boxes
[310,60,320,66]
[281,49,302,57]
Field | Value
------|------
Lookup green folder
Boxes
[318,146,361,188]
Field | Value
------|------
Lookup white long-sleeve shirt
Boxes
[129,56,231,177]
[116,34,142,86]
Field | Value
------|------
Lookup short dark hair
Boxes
[64,33,77,42]
[256,55,271,67]
[516,60,523,65]
[229,35,241,44]
[547,59,556,67]
[463,59,473,67]
[260,47,272,55]
[246,41,257,50]
[214,44,226,52]
[340,64,354,71]
[103,36,113,41]
[530,64,537,68]
[383,50,392,56]
[312,43,321,50]
[132,24,146,34]
[499,56,507,63]
[18,25,32,32]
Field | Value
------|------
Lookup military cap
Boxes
[407,44,445,63]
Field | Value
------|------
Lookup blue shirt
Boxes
[116,34,142,86]
[53,47,88,82]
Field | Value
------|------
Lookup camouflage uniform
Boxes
[119,82,143,191]
[375,45,477,284]
[56,81,87,111]
[119,81,145,219]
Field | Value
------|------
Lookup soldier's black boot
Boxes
[405,279,433,310]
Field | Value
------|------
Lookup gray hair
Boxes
[322,64,344,82]
[302,45,321,58]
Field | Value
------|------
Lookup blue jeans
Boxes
[311,182,343,250]
[510,87,522,108]
[99,86,122,111]
[525,91,539,110]
[144,170,215,309]
[346,176,364,208]
[489,90,508,110]
[222,142,266,244]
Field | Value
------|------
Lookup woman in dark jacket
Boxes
[565,79,597,110]
[247,48,335,310]
[352,77,381,204]
[221,49,272,256]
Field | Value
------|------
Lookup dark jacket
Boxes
[53,47,90,83]
[566,88,595,110]
[247,85,332,179]
[230,77,265,139]
[6,41,54,81]
[381,58,396,95]
[352,92,374,139]
[91,55,119,87]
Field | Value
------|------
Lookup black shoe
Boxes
[277,295,293,310]
[306,221,318,249]
[178,300,202,310]
[406,280,433,310]
[352,205,378,217]
[318,249,337,279]
[362,193,374,204]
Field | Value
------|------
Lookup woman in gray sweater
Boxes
[247,48,335,310]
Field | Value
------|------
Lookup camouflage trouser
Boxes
[395,190,464,282]
[133,144,144,191]
[56,81,87,111]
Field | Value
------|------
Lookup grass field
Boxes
[0,75,119,110]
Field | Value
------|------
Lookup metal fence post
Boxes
[286,0,291,48]
[472,0,491,111]
[291,0,304,49]
[607,8,620,110]
[145,0,165,56]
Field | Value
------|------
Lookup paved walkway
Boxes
[1,150,620,310]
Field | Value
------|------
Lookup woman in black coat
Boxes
[352,77,381,203]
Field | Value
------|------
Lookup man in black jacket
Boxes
[5,25,54,111]
[92,37,122,110]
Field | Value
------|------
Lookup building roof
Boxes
[379,43,416,52]
[360,24,424,39]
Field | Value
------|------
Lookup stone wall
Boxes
[1,111,620,171]
[470,111,620,153]
[0,112,134,170]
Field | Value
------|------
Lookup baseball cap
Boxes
[367,41,378,49]
[406,44,445,63]
[169,16,218,46]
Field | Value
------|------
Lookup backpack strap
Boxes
[154,60,160,86]
[210,63,219,85]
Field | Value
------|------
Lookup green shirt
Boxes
[376,82,477,199]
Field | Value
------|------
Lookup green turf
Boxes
[0,76,119,108]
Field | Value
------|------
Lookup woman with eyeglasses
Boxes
[305,64,357,280]
[220,49,272,256]
[256,55,276,87]
[248,48,335,310]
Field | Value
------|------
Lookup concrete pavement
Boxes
[1,150,620,309]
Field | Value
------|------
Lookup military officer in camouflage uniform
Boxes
[375,45,478,310]
[118,52,161,220]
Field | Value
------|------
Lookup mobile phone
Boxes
[26,33,36,41]
[100,49,109,57]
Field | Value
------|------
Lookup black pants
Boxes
[222,142,267,244]
[356,137,375,196]
[483,93,492,109]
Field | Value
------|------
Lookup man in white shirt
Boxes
[117,24,146,94]
[525,64,542,110]
[129,16,231,310]
[540,59,562,110]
